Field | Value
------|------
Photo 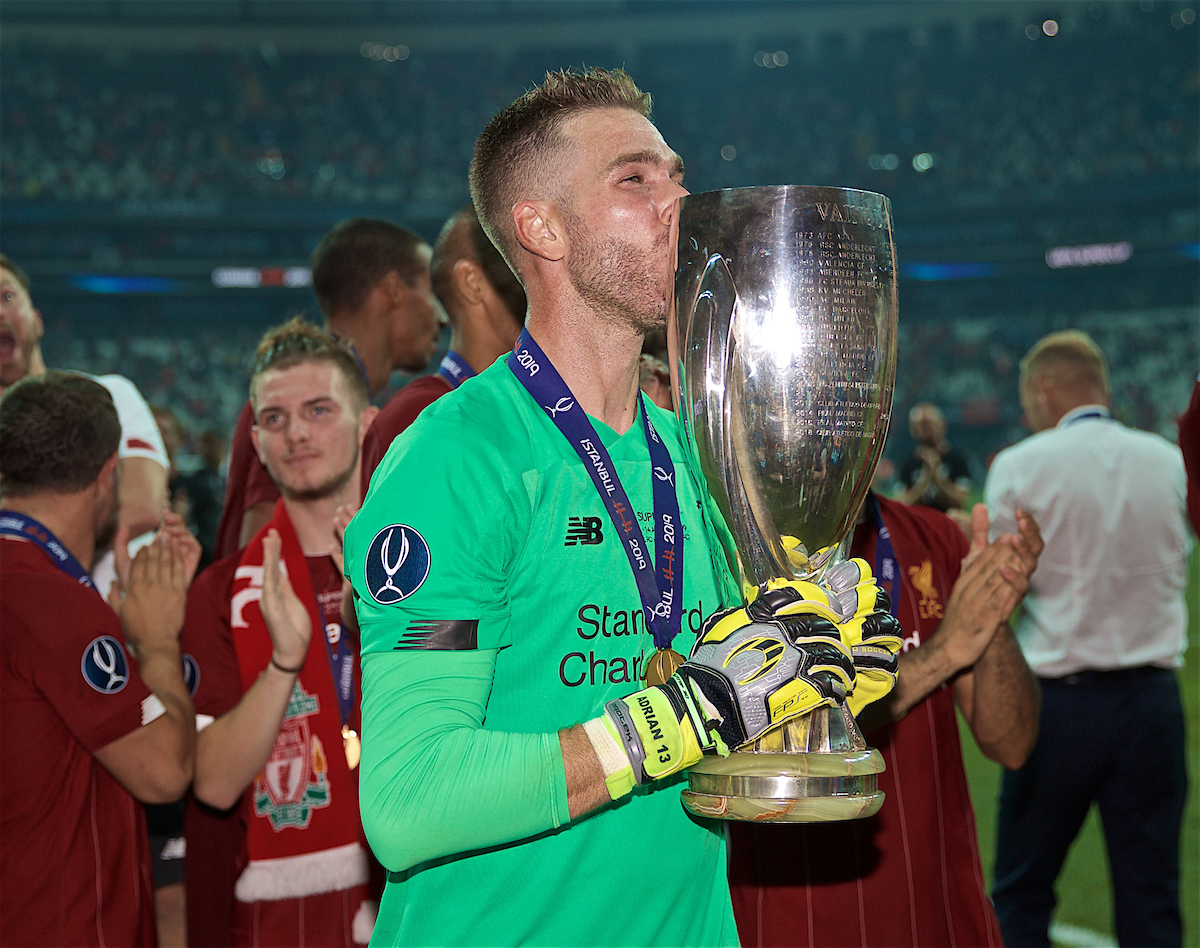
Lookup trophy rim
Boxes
[677,183,894,206]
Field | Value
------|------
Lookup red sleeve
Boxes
[30,581,154,753]
[180,554,245,719]
[214,402,280,560]
[1178,378,1200,535]
[361,376,453,498]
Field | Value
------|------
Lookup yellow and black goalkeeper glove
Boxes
[824,558,904,716]
[595,582,856,796]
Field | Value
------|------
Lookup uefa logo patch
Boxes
[81,635,129,694]
[365,524,431,605]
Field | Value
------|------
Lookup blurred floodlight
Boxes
[754,51,766,66]
[1139,0,1154,11]
[319,164,336,181]
[882,153,899,171]
[213,267,312,288]
[1043,19,1059,35]
[213,267,260,288]
[1172,9,1195,26]
[773,51,788,66]
[360,42,373,57]
[913,152,937,172]
[1025,24,1040,39]
[721,145,737,161]
[1045,242,1133,269]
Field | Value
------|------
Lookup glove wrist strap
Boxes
[603,698,649,784]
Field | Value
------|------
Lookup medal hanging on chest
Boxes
[643,646,685,687]
[341,725,361,770]
[507,330,686,687]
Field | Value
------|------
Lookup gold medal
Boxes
[644,647,685,688]
[342,725,361,770]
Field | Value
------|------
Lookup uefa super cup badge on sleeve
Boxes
[667,186,898,823]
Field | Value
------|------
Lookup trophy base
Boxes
[680,704,887,824]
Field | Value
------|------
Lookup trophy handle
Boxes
[686,254,786,591]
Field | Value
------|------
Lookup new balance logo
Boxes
[564,516,604,546]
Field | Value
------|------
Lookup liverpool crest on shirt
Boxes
[253,682,331,831]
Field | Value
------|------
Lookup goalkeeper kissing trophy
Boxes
[666,186,898,823]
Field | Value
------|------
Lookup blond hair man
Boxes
[985,330,1188,947]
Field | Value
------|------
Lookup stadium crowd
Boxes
[2,8,1195,208]
[0,39,1195,948]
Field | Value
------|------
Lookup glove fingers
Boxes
[752,581,843,624]
[776,615,853,660]
[860,611,903,650]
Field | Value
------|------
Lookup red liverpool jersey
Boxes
[729,497,1002,948]
[0,538,157,947]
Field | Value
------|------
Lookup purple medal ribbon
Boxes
[437,350,475,389]
[313,592,354,734]
[866,494,900,619]
[0,511,98,592]
[506,329,684,651]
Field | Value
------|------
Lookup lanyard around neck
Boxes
[437,351,476,389]
[866,495,900,619]
[0,511,98,593]
[506,329,684,650]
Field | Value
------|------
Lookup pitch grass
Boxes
[961,550,1200,947]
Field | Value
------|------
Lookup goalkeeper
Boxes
[344,67,901,948]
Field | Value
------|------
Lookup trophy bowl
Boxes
[666,186,898,823]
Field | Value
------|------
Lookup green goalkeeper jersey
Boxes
[345,357,741,948]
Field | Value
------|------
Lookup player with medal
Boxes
[180,319,381,947]
[345,68,901,948]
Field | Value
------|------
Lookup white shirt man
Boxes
[984,329,1189,948]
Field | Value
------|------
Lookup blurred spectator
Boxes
[176,429,228,567]
[214,218,443,558]
[985,330,1189,947]
[1,254,168,593]
[360,205,526,491]
[898,402,973,511]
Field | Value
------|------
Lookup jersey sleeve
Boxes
[983,448,1019,541]
[346,403,524,658]
[180,559,246,720]
[94,374,169,466]
[359,648,570,872]
[29,586,155,753]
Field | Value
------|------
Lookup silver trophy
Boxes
[666,186,898,823]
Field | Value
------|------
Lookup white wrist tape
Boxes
[582,716,630,779]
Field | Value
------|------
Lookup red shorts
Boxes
[232,885,374,947]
